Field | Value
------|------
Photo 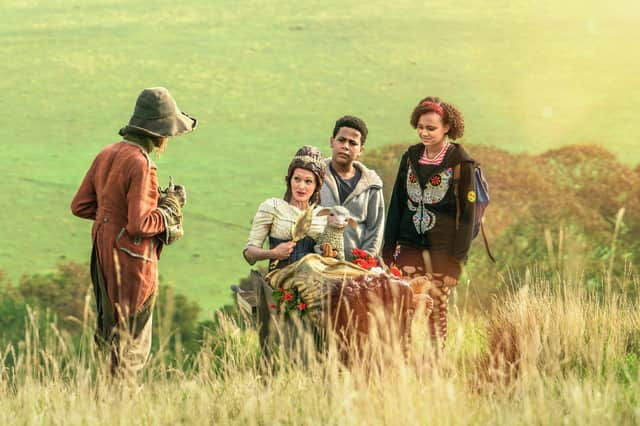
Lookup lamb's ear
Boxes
[348,218,358,229]
[317,208,332,216]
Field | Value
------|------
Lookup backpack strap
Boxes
[480,221,496,263]
[453,164,461,230]
[474,163,497,263]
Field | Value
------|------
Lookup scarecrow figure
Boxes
[71,87,196,376]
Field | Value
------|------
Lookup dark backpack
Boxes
[454,163,495,262]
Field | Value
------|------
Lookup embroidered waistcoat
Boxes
[406,164,453,234]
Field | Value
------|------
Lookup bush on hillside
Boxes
[154,284,202,357]
[0,262,206,362]
[0,279,29,346]
[18,261,91,333]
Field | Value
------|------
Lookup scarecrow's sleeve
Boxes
[382,152,409,262]
[71,160,98,220]
[452,161,476,264]
[125,159,165,237]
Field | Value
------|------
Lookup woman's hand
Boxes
[270,241,296,260]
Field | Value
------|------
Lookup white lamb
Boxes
[314,206,357,261]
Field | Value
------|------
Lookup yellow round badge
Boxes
[467,191,476,203]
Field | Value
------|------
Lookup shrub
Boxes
[0,281,29,346]
[18,261,91,333]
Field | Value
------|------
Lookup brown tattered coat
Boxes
[71,141,165,315]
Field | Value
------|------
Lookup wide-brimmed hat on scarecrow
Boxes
[119,87,197,138]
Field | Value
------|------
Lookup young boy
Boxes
[320,115,385,261]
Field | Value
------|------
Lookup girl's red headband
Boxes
[420,101,444,117]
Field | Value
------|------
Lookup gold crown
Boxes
[293,155,325,170]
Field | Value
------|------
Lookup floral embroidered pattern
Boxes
[406,166,453,234]
[407,168,423,203]
[409,204,436,233]
[423,168,453,204]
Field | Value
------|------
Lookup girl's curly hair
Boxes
[409,96,465,140]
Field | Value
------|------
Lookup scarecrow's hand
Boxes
[172,184,187,208]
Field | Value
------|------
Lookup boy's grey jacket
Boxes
[320,159,385,260]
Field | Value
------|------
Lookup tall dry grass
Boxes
[1,264,639,425]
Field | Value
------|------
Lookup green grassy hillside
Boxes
[1,0,639,313]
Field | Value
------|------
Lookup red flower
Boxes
[354,258,368,269]
[351,248,367,258]
[430,175,442,186]
[269,303,276,310]
[390,266,402,277]
[283,292,293,301]
[298,302,307,311]
[352,248,380,270]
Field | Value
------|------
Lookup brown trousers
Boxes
[91,247,154,377]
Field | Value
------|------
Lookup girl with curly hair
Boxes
[383,96,477,346]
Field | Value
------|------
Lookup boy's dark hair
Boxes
[332,115,368,145]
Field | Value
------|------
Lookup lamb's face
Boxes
[319,206,357,230]
[327,211,349,229]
